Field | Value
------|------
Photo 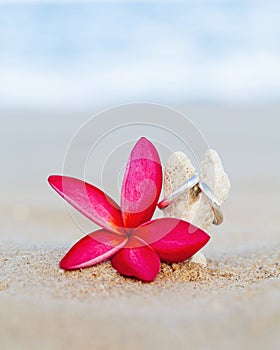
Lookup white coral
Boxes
[189,252,207,267]
[163,149,231,266]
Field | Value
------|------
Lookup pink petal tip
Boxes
[111,237,161,282]
[60,230,127,270]
[135,218,210,263]
[120,138,162,229]
[48,175,124,234]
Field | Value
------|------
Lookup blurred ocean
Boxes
[1,102,280,193]
[0,1,279,107]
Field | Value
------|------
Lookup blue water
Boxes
[0,1,279,107]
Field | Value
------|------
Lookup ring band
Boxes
[157,174,200,210]
[197,182,223,225]
[158,175,223,225]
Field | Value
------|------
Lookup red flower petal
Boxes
[121,137,162,229]
[134,218,210,263]
[60,230,127,270]
[48,175,124,234]
[111,237,161,282]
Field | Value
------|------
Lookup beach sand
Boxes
[1,104,280,349]
[1,242,279,350]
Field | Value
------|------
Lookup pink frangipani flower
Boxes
[48,137,210,282]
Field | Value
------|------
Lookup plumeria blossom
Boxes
[48,137,210,282]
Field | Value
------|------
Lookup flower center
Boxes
[125,230,133,238]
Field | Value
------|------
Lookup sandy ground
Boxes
[1,242,279,350]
